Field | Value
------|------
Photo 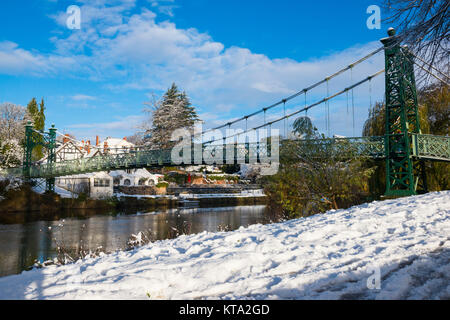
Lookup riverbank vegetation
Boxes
[0,183,179,216]
[262,83,449,220]
[262,117,375,219]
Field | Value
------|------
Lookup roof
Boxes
[109,169,162,179]
[39,140,86,163]
[58,171,112,179]
[104,138,135,149]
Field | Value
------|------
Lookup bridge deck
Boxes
[0,134,448,179]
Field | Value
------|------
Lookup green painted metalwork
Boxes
[4,133,447,181]
[411,134,450,162]
[381,28,426,196]
[287,136,386,159]
[11,137,383,179]
[0,28,446,197]
[23,121,58,192]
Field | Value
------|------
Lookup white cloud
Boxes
[148,0,178,16]
[71,94,97,101]
[0,41,77,76]
[0,1,386,137]
[66,114,145,139]
[68,114,143,129]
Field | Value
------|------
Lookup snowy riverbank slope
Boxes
[0,191,449,299]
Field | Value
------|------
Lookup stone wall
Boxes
[116,186,166,195]
[167,184,262,195]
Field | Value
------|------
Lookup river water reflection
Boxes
[0,205,273,277]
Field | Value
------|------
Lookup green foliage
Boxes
[26,97,46,160]
[221,164,240,174]
[363,83,449,192]
[27,98,38,118]
[164,172,187,185]
[262,116,375,220]
[419,84,450,191]
[0,179,9,197]
[419,83,449,136]
[76,192,88,202]
[362,102,385,137]
[0,140,22,168]
[292,116,317,138]
[362,101,430,137]
[156,182,169,188]
[207,175,239,182]
[106,195,120,206]
[163,166,178,171]
[144,83,199,149]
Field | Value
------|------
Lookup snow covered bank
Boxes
[32,183,77,199]
[179,189,265,199]
[0,191,449,300]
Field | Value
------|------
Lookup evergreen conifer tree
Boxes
[26,97,46,160]
[144,83,199,149]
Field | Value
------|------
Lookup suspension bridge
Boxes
[2,28,449,196]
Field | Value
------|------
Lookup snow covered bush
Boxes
[127,230,154,249]
[0,139,23,168]
[0,175,24,200]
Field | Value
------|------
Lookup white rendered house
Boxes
[110,169,162,187]
[56,171,113,199]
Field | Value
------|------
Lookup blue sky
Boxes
[0,0,389,140]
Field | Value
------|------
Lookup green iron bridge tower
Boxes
[23,121,57,192]
[381,28,427,196]
[16,28,448,196]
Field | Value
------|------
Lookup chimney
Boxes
[87,140,91,154]
[123,137,127,141]
[63,134,70,144]
[96,135,99,146]
[104,141,108,154]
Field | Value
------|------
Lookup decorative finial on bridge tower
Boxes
[387,27,396,37]
[381,27,398,46]
[49,123,57,134]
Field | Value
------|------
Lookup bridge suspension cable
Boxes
[33,47,388,150]
[412,60,450,86]
[203,69,385,144]
[408,51,450,81]
[200,46,384,138]
[400,48,450,86]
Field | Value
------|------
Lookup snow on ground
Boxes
[179,189,265,199]
[114,193,178,199]
[115,189,265,200]
[0,191,449,300]
[32,181,77,198]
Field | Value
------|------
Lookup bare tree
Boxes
[56,132,77,143]
[0,103,26,141]
[382,0,449,83]
[0,103,26,168]
[125,132,145,146]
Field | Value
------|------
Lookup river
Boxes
[0,205,275,277]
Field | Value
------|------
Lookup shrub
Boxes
[164,172,187,185]
[156,182,169,188]
[207,175,239,182]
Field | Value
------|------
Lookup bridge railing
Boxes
[26,147,174,178]
[281,136,386,160]
[412,134,450,162]
[9,134,450,180]
[1,137,390,179]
